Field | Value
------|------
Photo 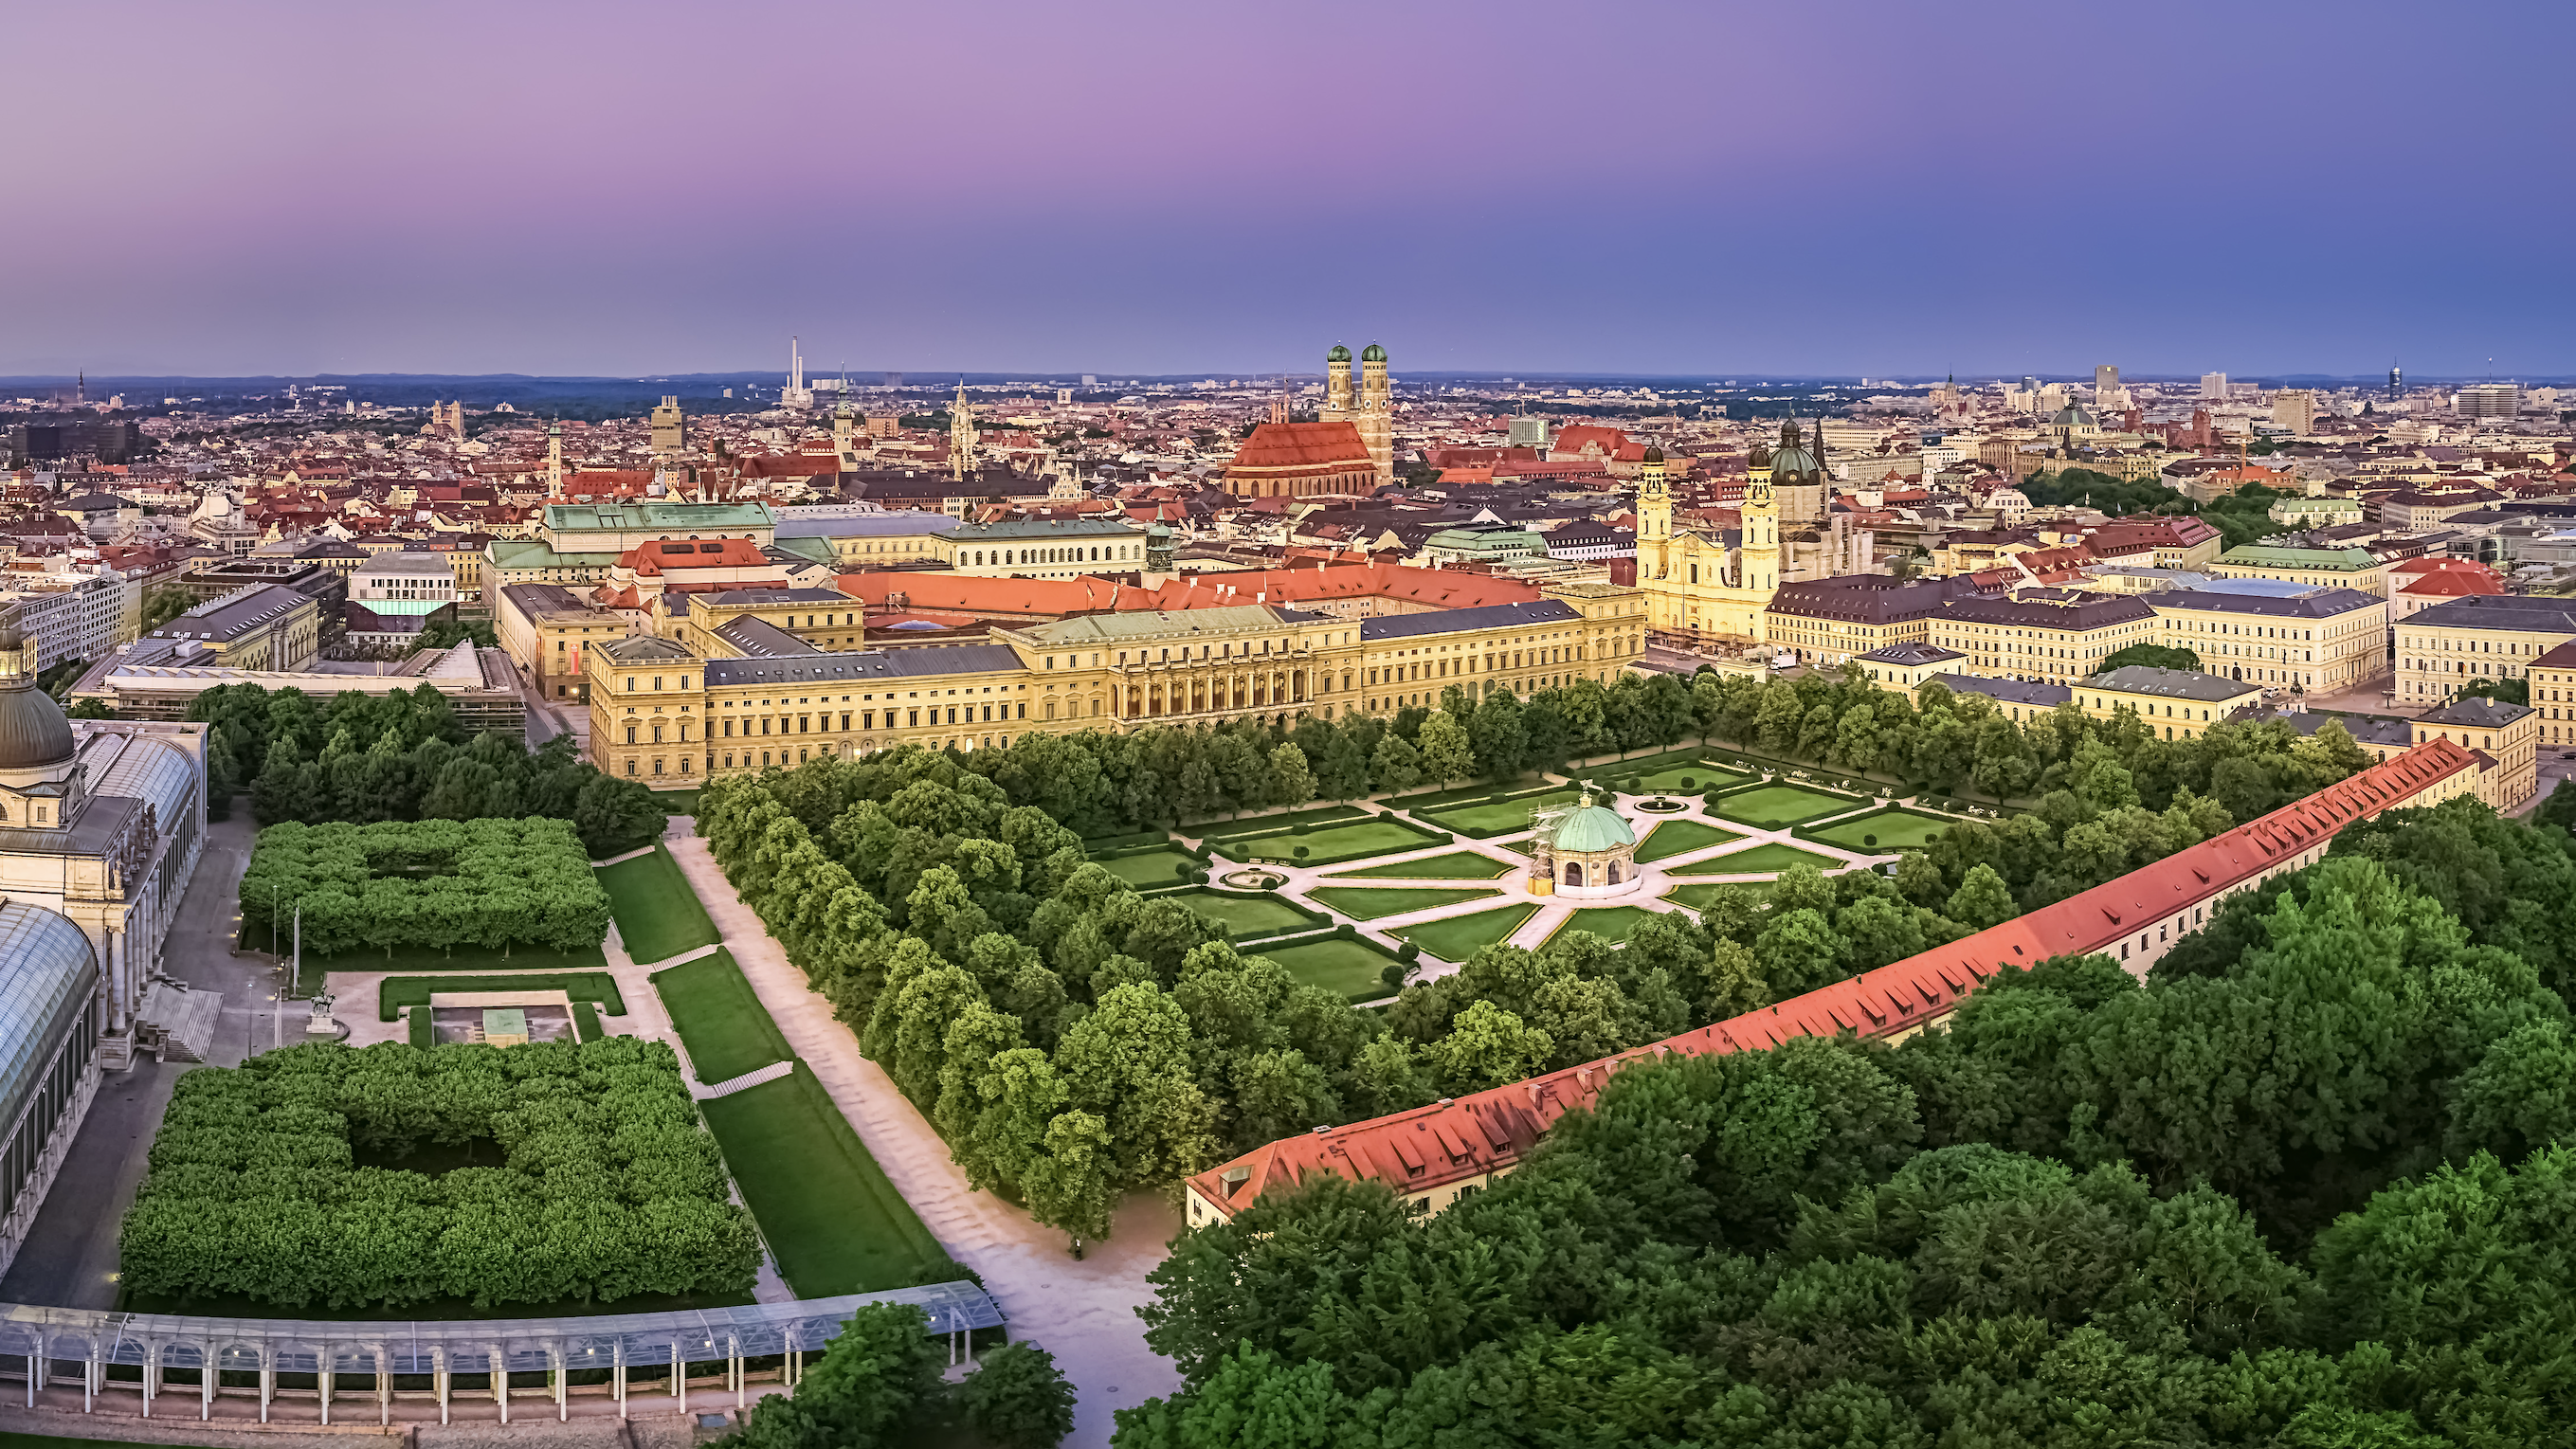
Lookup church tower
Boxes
[545,421,565,499]
[1739,430,1784,593]
[1324,344,1353,415]
[1356,342,1393,483]
[1637,446,1671,563]
[948,381,979,481]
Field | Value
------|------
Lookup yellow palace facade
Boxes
[583,580,1649,783]
[1633,432,1796,644]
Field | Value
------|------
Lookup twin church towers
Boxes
[1321,342,1394,484]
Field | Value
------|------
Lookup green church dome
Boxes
[2051,401,2095,427]
[1361,343,1387,362]
[1327,344,1351,363]
[1551,797,1636,853]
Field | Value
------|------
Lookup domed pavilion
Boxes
[1535,791,1640,898]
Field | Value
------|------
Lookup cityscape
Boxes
[5,2,2576,1447]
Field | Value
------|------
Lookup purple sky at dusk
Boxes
[9,0,2569,380]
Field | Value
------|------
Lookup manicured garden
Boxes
[1254,937,1406,1003]
[1631,820,1745,864]
[1708,784,1864,829]
[696,1061,950,1295]
[1211,815,1442,865]
[1664,842,1845,876]
[1306,886,1501,921]
[1163,889,1320,938]
[1392,902,1542,963]
[240,818,610,959]
[1626,763,1752,794]
[1195,805,1370,840]
[651,950,793,1083]
[1416,788,1582,838]
[118,1038,759,1312]
[376,971,626,1021]
[1665,880,1774,914]
[1325,849,1511,880]
[1546,905,1668,946]
[1095,846,1202,886]
[596,843,721,963]
[1801,806,1955,852]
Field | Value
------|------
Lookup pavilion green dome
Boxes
[1551,798,1636,853]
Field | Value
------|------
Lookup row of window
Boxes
[626,701,1032,745]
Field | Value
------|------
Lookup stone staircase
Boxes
[136,980,223,1062]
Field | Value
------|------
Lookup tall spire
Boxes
[948,379,979,481]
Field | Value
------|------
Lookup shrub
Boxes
[1863,833,1878,848]
[1680,776,1696,789]
[1173,861,1194,880]
[1336,922,1356,939]
[1398,942,1421,964]
[1293,845,1310,860]
[1380,963,1408,993]
[238,817,609,959]
[119,1037,756,1310]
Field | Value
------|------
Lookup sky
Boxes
[9,0,2573,380]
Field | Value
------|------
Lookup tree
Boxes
[1466,690,1529,782]
[1426,1000,1551,1093]
[2099,642,2204,673]
[1369,733,1422,794]
[1417,713,1476,788]
[726,1301,945,1449]
[956,1341,1077,1449]
[1944,863,2016,931]
[1266,744,1315,812]
[140,584,195,632]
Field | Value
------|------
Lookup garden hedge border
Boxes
[1789,806,1963,853]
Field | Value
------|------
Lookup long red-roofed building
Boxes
[1184,737,2482,1227]
[1223,422,1379,498]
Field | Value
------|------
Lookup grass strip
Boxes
[653,950,794,1083]
[1307,886,1501,921]
[1323,850,1512,880]
[1393,902,1542,963]
[596,845,723,964]
[698,1061,948,1296]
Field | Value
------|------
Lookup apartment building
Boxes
[1926,589,2159,687]
[2072,665,2262,740]
[2393,596,2576,702]
[2147,588,2386,693]
[2531,641,2576,753]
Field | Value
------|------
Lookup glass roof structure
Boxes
[0,1280,1000,1378]
[0,904,99,1135]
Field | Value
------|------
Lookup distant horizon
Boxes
[8,0,2569,378]
[3,367,2555,390]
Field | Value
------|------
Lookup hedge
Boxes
[117,1037,759,1312]
[1080,827,1169,853]
[240,818,610,959]
[1088,838,1189,862]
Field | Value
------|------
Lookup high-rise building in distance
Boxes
[2389,363,2403,401]
[650,396,686,457]
[2201,372,2229,400]
[2456,382,2521,419]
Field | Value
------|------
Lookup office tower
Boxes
[2271,390,2317,434]
[2200,372,2228,400]
[650,396,686,457]
[2455,383,2521,419]
[2389,362,2402,401]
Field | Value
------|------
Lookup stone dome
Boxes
[1551,797,1636,853]
[1642,445,1664,463]
[1360,343,1387,363]
[1327,344,1351,363]
[0,631,74,772]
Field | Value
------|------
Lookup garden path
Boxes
[660,818,1183,1449]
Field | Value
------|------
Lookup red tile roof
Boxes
[1187,738,2479,1221]
[1134,561,1540,611]
[1225,422,1372,473]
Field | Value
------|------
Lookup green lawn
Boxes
[1629,764,1753,793]
[298,940,607,995]
[1664,842,1844,876]
[1393,902,1542,962]
[1388,780,1554,810]
[1216,817,1441,863]
[1307,886,1501,920]
[377,972,628,1022]
[652,950,794,1083]
[1803,808,1954,852]
[596,844,722,963]
[1254,938,1402,1002]
[1666,880,1776,913]
[1168,890,1318,937]
[1324,849,1512,880]
[1419,788,1582,836]
[1097,847,1201,887]
[1196,805,1370,840]
[1710,784,1863,828]
[1632,820,1746,864]
[1547,906,1669,946]
[646,787,700,818]
[698,1061,948,1295]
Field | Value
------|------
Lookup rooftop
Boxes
[2149,587,2384,618]
[703,643,1026,687]
[2084,665,2262,702]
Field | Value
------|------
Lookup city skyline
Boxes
[8,0,2570,378]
